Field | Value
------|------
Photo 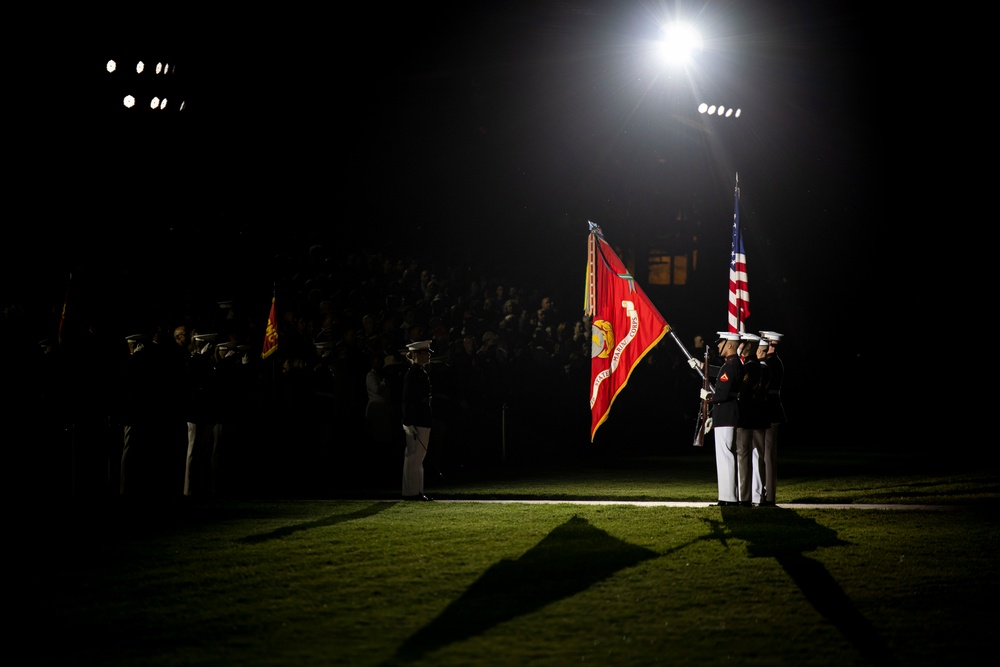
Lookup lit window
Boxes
[648,251,672,286]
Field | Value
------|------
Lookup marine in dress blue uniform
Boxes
[700,332,744,506]
[735,333,764,506]
[750,337,771,505]
[758,331,786,506]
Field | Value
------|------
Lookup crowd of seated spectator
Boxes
[6,240,695,502]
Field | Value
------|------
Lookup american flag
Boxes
[727,175,750,333]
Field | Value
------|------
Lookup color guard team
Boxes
[690,330,785,507]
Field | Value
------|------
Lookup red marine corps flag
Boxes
[585,222,669,442]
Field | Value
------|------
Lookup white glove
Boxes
[703,416,713,433]
[699,388,713,401]
[687,358,702,370]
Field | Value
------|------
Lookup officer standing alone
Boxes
[401,340,434,501]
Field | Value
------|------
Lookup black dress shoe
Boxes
[740,500,753,507]
[403,494,434,501]
[715,500,738,507]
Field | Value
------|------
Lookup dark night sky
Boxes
[20,1,897,355]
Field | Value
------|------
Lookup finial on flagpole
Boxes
[588,220,604,240]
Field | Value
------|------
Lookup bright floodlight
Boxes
[658,21,703,65]
[697,102,742,119]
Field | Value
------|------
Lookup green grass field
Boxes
[36,445,999,666]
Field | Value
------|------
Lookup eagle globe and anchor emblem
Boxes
[591,319,614,359]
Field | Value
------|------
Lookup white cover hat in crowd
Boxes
[404,340,434,353]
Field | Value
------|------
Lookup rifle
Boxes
[693,344,711,447]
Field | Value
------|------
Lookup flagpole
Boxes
[669,329,705,382]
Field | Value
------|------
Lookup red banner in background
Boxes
[262,294,279,360]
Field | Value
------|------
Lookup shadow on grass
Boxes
[722,506,898,667]
[384,515,658,665]
[237,502,397,544]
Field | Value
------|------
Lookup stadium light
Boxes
[657,21,702,66]
[105,57,187,112]
[697,102,742,119]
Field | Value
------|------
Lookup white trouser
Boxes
[763,423,780,502]
[402,425,430,496]
[751,428,767,503]
[185,422,220,497]
[714,426,738,503]
[735,427,754,502]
